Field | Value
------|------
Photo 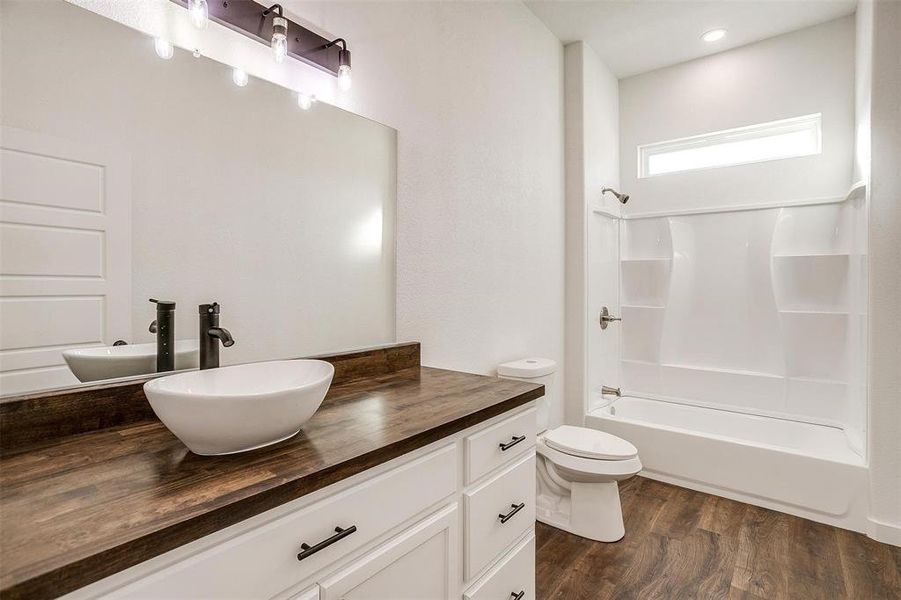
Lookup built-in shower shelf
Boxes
[773,252,851,259]
[772,253,850,313]
[778,309,850,316]
[621,259,671,307]
[621,257,672,263]
[789,375,848,386]
[621,359,658,366]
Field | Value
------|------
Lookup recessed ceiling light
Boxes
[701,29,727,43]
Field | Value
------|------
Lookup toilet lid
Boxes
[544,425,638,460]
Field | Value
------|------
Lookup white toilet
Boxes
[498,358,641,542]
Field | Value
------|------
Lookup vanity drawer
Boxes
[465,407,536,484]
[464,453,535,580]
[110,445,457,600]
[464,533,535,600]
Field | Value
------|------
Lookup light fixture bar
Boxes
[168,0,347,76]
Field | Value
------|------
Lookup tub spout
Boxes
[601,386,621,397]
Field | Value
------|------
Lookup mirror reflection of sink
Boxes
[63,340,199,383]
[143,360,335,456]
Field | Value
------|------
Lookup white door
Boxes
[0,126,131,395]
[318,504,459,600]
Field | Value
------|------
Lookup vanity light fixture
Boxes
[188,0,208,29]
[232,67,249,87]
[154,37,174,60]
[263,4,288,64]
[297,92,316,110]
[701,28,727,42]
[170,0,354,85]
[334,40,353,91]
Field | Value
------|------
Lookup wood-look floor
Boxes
[536,476,901,600]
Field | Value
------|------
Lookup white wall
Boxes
[563,42,620,425]
[2,1,397,368]
[864,0,901,546]
[618,16,856,215]
[282,1,566,381]
[70,0,566,381]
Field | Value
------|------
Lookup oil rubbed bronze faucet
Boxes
[199,302,234,370]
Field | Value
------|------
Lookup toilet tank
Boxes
[497,358,559,432]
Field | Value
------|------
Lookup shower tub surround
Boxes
[587,184,869,532]
[0,342,544,599]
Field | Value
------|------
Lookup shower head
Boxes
[602,187,629,204]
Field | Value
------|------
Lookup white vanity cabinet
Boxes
[64,403,537,600]
[318,504,459,600]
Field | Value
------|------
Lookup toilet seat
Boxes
[544,425,638,460]
[537,436,642,479]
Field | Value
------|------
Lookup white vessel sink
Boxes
[143,360,335,456]
[63,340,199,382]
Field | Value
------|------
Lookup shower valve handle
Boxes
[599,306,621,330]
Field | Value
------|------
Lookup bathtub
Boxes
[586,396,869,532]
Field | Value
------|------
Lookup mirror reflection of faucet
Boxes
[199,302,235,370]
[149,298,176,372]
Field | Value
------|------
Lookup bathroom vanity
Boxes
[0,343,542,600]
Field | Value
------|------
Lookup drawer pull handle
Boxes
[297,525,357,561]
[498,503,525,524]
[499,435,526,451]
[511,592,525,600]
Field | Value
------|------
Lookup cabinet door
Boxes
[319,504,459,600]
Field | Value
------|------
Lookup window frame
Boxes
[637,113,823,179]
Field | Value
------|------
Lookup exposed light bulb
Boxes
[701,28,726,42]
[271,16,288,63]
[154,37,174,60]
[232,68,249,87]
[297,93,315,110]
[337,64,352,91]
[188,0,209,29]
[336,46,352,91]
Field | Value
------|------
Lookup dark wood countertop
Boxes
[0,365,543,599]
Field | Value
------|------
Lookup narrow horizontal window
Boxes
[638,113,822,178]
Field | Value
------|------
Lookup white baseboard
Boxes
[868,516,901,547]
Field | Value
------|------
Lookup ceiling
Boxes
[524,0,857,78]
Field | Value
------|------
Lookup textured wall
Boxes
[283,1,566,380]
[618,16,856,215]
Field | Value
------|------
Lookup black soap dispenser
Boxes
[149,298,176,373]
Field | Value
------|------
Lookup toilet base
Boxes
[536,481,626,542]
